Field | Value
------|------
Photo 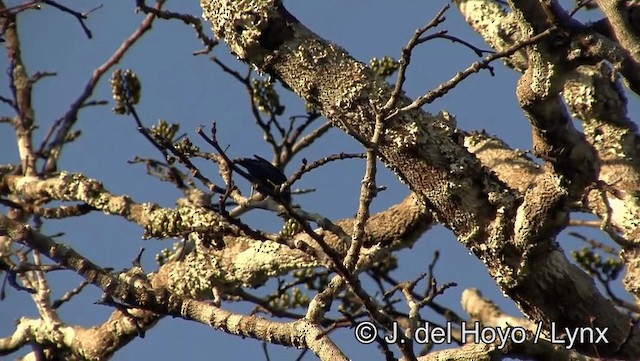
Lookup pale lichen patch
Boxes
[201,0,277,64]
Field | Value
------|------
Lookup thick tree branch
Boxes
[1,170,432,290]
[0,311,160,359]
[457,0,640,291]
[463,131,543,194]
[0,215,348,361]
[1,0,37,176]
[595,0,640,64]
[0,172,233,239]
[200,1,640,357]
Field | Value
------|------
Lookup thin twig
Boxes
[43,0,164,173]
[386,26,557,120]
[383,4,450,113]
[136,0,218,54]
[0,94,15,108]
[416,32,493,58]
[568,232,618,255]
[42,0,93,38]
[29,71,57,85]
[344,103,385,271]
[211,58,279,152]
[289,121,332,156]
[52,280,90,309]
[285,152,366,190]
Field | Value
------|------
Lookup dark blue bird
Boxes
[235,155,291,203]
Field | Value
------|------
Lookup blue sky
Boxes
[1,1,639,360]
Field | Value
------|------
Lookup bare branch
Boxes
[41,0,93,39]
[43,0,164,173]
[389,27,556,119]
[135,0,218,54]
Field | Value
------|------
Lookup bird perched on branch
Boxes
[235,155,291,203]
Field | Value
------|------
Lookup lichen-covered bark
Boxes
[457,0,640,245]
[201,1,506,243]
[200,0,640,357]
[0,166,432,360]
[156,193,432,295]
[457,0,640,304]
[1,214,349,360]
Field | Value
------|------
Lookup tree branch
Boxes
[200,1,640,357]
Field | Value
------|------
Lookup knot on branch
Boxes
[201,0,294,66]
[514,173,569,248]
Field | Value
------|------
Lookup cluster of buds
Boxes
[369,56,399,78]
[280,217,302,238]
[111,68,141,114]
